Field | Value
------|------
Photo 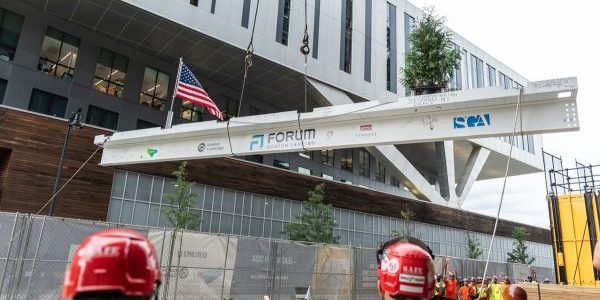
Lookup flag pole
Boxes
[165,57,183,129]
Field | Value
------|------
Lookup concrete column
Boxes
[456,146,491,207]
[435,140,456,204]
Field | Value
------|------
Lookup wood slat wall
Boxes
[0,106,552,244]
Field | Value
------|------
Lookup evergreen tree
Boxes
[283,183,339,244]
[507,226,535,265]
[401,7,461,93]
[466,232,482,259]
[162,161,200,229]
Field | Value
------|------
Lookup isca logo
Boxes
[453,113,491,129]
[249,134,264,150]
[146,148,158,157]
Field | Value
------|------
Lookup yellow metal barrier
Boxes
[550,193,600,287]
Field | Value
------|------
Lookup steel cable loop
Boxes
[0,136,110,256]
[479,88,523,299]
[236,0,260,119]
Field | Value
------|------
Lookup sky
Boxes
[410,0,600,228]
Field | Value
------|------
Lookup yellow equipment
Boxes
[545,152,600,287]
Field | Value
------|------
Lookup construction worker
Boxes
[502,284,528,300]
[501,276,511,294]
[62,229,162,300]
[443,272,459,299]
[376,237,435,300]
[488,276,503,300]
[458,278,470,300]
[433,274,445,299]
[478,278,490,300]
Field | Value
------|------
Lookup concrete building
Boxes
[0,0,553,272]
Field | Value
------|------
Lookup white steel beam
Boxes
[309,78,448,204]
[95,77,578,166]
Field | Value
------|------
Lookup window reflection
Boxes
[93,48,129,98]
[38,27,80,79]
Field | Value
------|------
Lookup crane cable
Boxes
[479,88,523,299]
[236,0,261,118]
[228,0,260,156]
[297,0,311,153]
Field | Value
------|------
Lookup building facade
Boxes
[0,0,552,270]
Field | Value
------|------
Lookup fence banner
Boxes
[312,245,353,299]
[147,229,230,299]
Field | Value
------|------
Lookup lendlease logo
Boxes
[453,113,491,129]
[249,129,316,150]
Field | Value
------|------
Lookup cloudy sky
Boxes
[410,0,600,228]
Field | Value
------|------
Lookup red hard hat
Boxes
[62,229,161,299]
[377,239,435,298]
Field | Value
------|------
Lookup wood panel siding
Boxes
[0,106,551,244]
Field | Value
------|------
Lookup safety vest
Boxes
[444,279,458,299]
[489,283,502,300]
[480,284,488,299]
[434,281,443,296]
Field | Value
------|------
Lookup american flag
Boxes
[176,63,224,120]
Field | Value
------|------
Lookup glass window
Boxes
[241,0,251,28]
[321,149,334,166]
[107,198,121,222]
[364,0,371,81]
[276,0,291,45]
[0,78,6,103]
[180,101,204,121]
[340,0,353,73]
[504,75,513,89]
[375,159,385,182]
[298,167,312,175]
[244,155,263,164]
[140,67,170,111]
[470,54,483,88]
[273,159,290,170]
[222,94,239,119]
[220,214,233,234]
[136,119,158,129]
[359,149,370,177]
[273,198,284,220]
[86,105,119,130]
[449,43,462,91]
[312,0,321,59]
[251,195,265,217]
[0,8,24,61]
[385,4,397,93]
[210,0,216,13]
[93,48,128,98]
[38,27,80,79]
[340,149,353,171]
[461,49,468,89]
[487,64,496,87]
[28,89,68,117]
[391,176,400,187]
[222,189,235,213]
[132,202,149,225]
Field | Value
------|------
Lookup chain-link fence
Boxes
[0,212,554,299]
